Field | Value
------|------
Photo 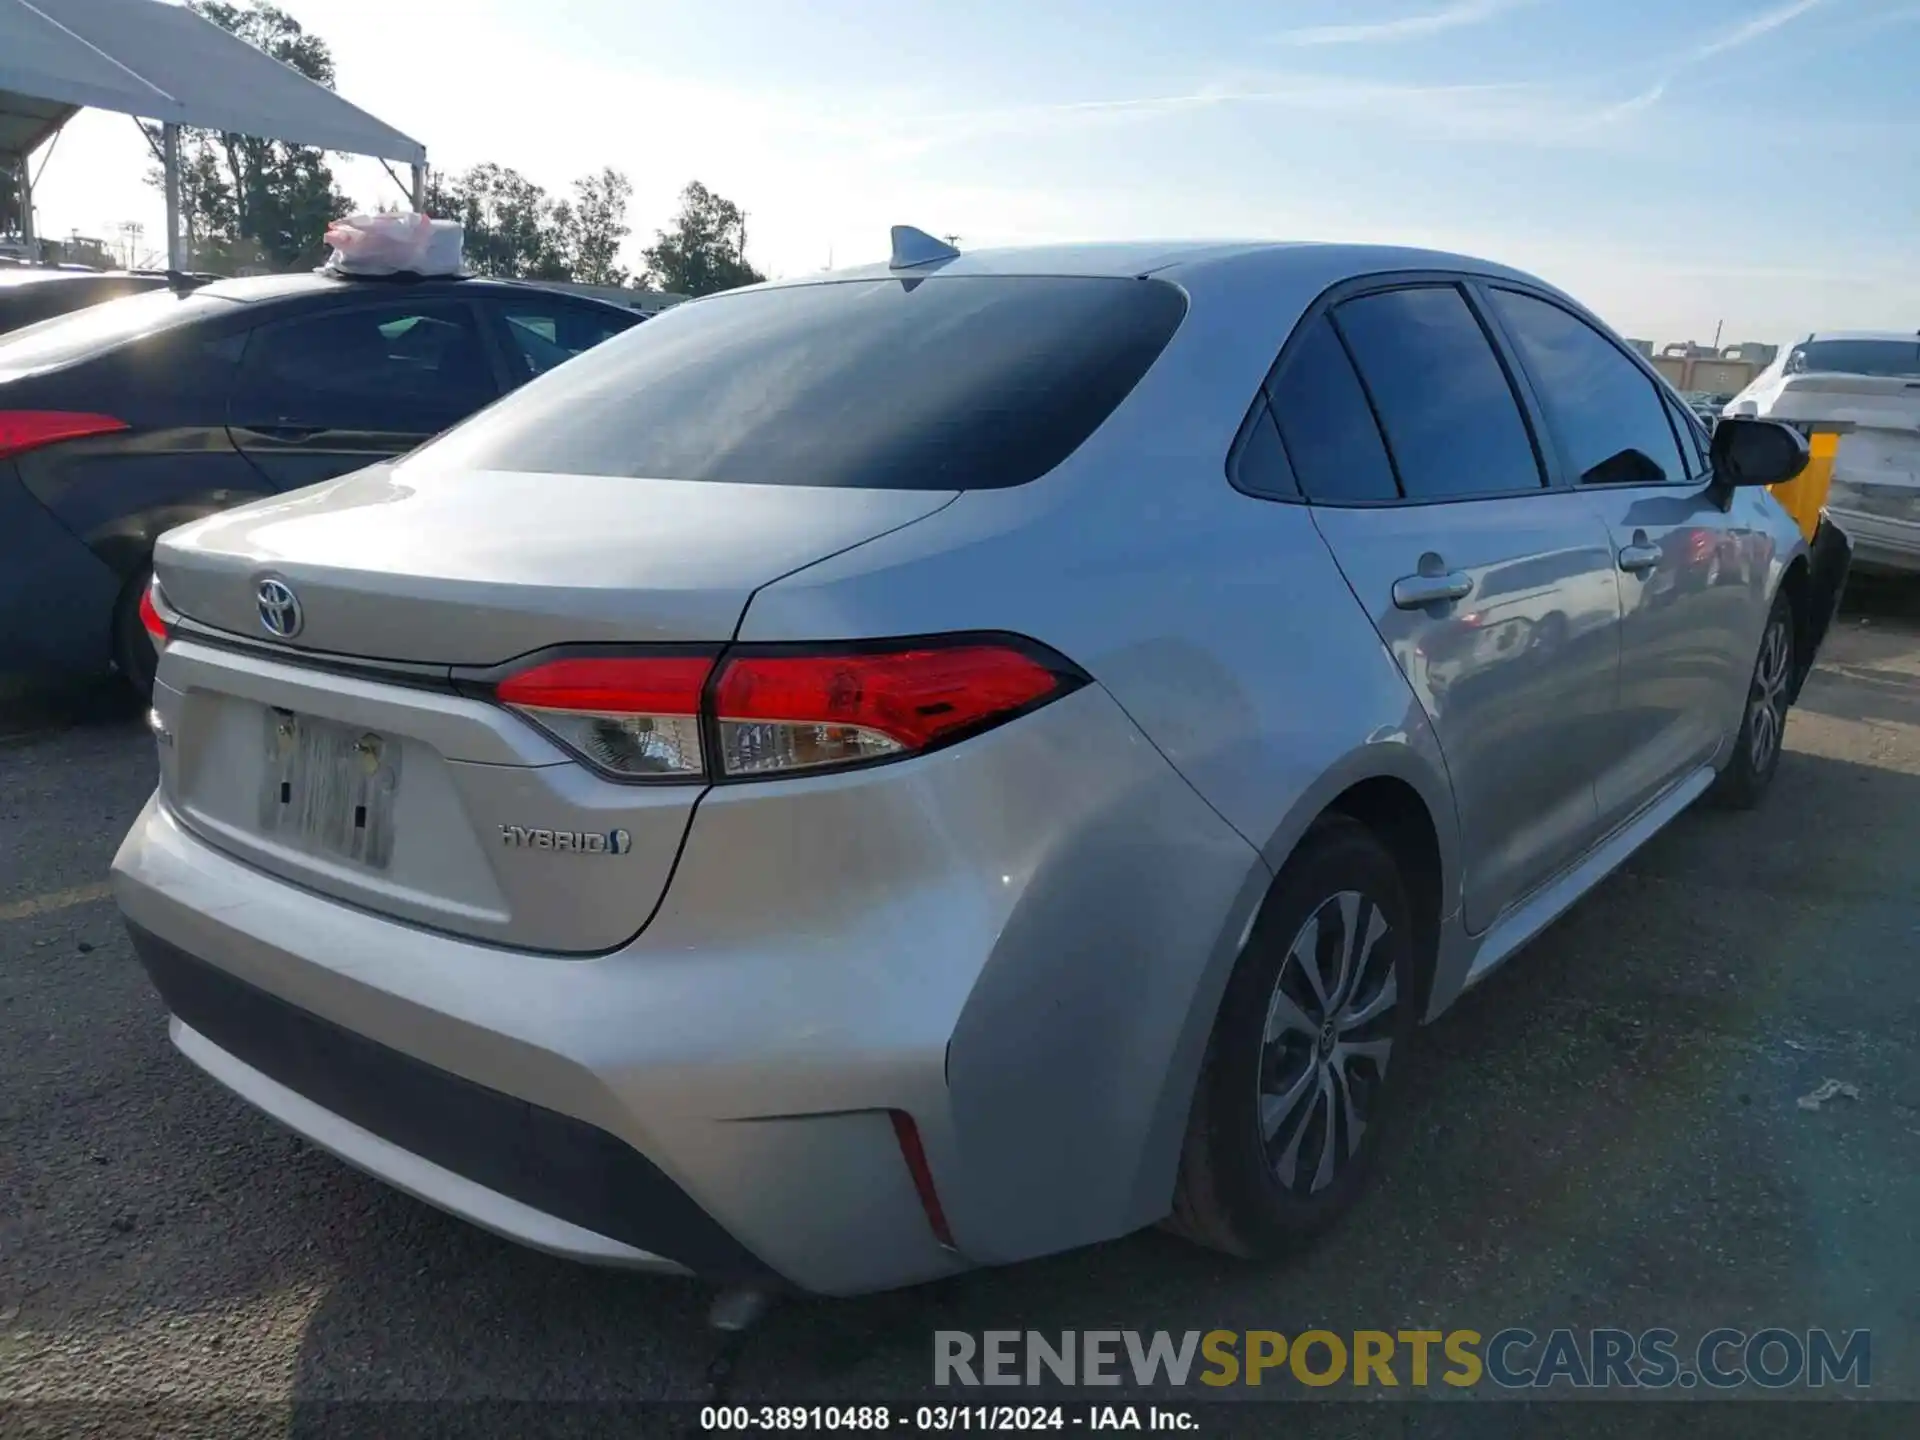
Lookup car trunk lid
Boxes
[1760,375,1920,528]
[155,463,956,658]
[148,465,956,952]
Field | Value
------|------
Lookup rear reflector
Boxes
[0,410,129,461]
[484,635,1084,784]
[495,653,713,780]
[889,1109,956,1250]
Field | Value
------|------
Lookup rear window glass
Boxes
[1784,339,1920,379]
[0,286,230,376]
[0,277,162,335]
[407,275,1188,489]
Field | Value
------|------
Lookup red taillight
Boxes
[889,1109,956,1250]
[495,655,712,714]
[138,583,169,648]
[712,642,1073,778]
[485,636,1082,783]
[495,653,713,781]
[0,411,129,461]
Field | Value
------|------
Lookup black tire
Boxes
[1709,588,1795,810]
[110,565,159,704]
[1166,815,1419,1258]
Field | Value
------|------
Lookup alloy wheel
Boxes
[1748,616,1791,774]
[1256,890,1398,1195]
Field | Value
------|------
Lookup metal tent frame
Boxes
[1,0,426,268]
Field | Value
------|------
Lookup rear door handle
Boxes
[1392,571,1473,609]
[1617,543,1662,574]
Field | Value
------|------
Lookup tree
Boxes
[146,1,349,270]
[555,168,631,286]
[641,182,765,297]
[424,163,569,279]
[424,163,633,284]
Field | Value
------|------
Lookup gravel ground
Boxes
[2,583,1918,1427]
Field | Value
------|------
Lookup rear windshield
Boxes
[408,275,1188,489]
[0,287,230,376]
[1784,339,1920,379]
[0,277,165,337]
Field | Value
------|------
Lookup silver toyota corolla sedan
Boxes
[113,234,1848,1298]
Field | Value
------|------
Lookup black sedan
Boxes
[0,271,640,696]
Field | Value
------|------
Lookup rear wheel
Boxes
[1710,589,1794,810]
[110,565,159,704]
[1167,816,1418,1257]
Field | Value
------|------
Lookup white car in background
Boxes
[1727,331,1920,576]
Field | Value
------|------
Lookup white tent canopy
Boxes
[1,0,426,267]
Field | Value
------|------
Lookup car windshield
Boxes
[1784,338,1920,379]
[0,286,231,377]
[407,274,1188,490]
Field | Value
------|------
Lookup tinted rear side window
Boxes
[1227,399,1299,500]
[1489,288,1690,487]
[1333,286,1543,500]
[408,276,1187,489]
[1266,314,1398,503]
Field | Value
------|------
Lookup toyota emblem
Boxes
[256,578,303,639]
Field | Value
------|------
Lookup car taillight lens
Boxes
[496,654,712,780]
[0,411,129,460]
[486,636,1084,783]
[138,587,168,647]
[139,577,175,650]
[713,642,1074,777]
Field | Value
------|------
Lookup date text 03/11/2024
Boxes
[699,1405,1196,1431]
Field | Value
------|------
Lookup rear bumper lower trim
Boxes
[169,1016,684,1272]
[127,921,775,1282]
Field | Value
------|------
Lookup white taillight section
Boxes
[494,655,712,780]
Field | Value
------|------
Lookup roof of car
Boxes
[187,270,640,310]
[1799,330,1920,344]
[755,238,1549,295]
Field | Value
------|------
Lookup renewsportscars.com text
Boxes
[933,1328,1870,1391]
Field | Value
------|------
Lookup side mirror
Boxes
[1711,417,1809,489]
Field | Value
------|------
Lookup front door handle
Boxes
[1392,570,1473,609]
[1617,542,1662,574]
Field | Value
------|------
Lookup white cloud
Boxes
[1271,0,1532,47]
[1694,0,1828,59]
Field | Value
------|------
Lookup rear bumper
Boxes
[1827,506,1920,576]
[131,923,749,1278]
[111,684,1264,1294]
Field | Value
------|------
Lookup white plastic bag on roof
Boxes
[321,212,466,277]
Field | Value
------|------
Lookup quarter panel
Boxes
[634,684,1265,1264]
[739,473,1462,920]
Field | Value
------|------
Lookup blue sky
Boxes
[32,0,1920,344]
